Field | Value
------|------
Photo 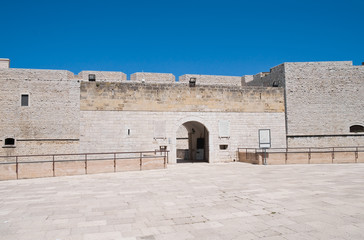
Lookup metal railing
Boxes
[0,150,169,180]
[237,146,364,165]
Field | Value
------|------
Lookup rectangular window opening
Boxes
[89,74,96,81]
[189,78,196,87]
[219,144,228,150]
[3,138,16,148]
[21,94,29,106]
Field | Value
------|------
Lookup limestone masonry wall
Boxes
[77,71,126,82]
[130,72,175,83]
[1,59,363,163]
[287,136,364,148]
[80,111,287,163]
[246,64,285,87]
[0,59,10,69]
[284,62,364,139]
[242,75,253,85]
[80,82,285,113]
[244,61,364,147]
[0,68,80,155]
[0,68,74,81]
[179,74,243,86]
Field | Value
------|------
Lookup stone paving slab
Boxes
[1,163,364,240]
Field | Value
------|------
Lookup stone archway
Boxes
[176,121,209,163]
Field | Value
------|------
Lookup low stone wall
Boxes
[130,72,175,83]
[238,152,261,164]
[77,71,127,82]
[238,149,364,165]
[0,153,167,180]
[179,74,242,87]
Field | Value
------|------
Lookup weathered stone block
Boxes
[286,153,309,164]
[116,159,140,172]
[333,152,356,164]
[266,153,286,165]
[142,157,165,170]
[357,152,364,163]
[55,161,85,176]
[86,160,115,174]
[18,162,53,179]
[310,152,332,164]
[0,164,16,180]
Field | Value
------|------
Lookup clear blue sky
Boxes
[1,0,363,78]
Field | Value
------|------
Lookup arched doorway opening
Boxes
[176,121,209,163]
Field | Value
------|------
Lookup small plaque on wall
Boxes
[219,120,230,138]
[154,121,166,139]
[259,129,271,149]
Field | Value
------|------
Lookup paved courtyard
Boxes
[1,163,364,240]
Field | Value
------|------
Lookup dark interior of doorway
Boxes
[176,121,209,163]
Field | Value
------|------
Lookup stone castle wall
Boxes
[245,64,285,87]
[130,72,175,83]
[179,74,243,86]
[244,61,364,147]
[80,111,287,163]
[77,71,126,82]
[284,61,364,147]
[79,82,286,163]
[0,59,10,69]
[0,68,80,155]
[80,82,284,112]
[1,60,363,163]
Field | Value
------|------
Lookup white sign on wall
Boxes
[219,120,230,138]
[154,121,166,139]
[259,129,271,149]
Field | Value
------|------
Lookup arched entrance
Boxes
[176,121,209,163]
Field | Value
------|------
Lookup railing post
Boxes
[308,148,311,164]
[16,156,18,180]
[332,148,335,164]
[355,147,358,163]
[285,148,288,164]
[140,152,142,171]
[245,148,247,162]
[114,153,116,172]
[254,148,258,164]
[85,154,88,174]
[163,151,166,169]
[236,148,238,162]
[52,155,55,177]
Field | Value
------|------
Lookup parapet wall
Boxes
[130,72,175,83]
[0,68,74,81]
[238,147,364,165]
[179,74,243,86]
[246,64,285,87]
[77,71,126,82]
[0,59,10,69]
[242,75,253,84]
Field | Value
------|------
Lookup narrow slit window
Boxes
[21,94,29,106]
